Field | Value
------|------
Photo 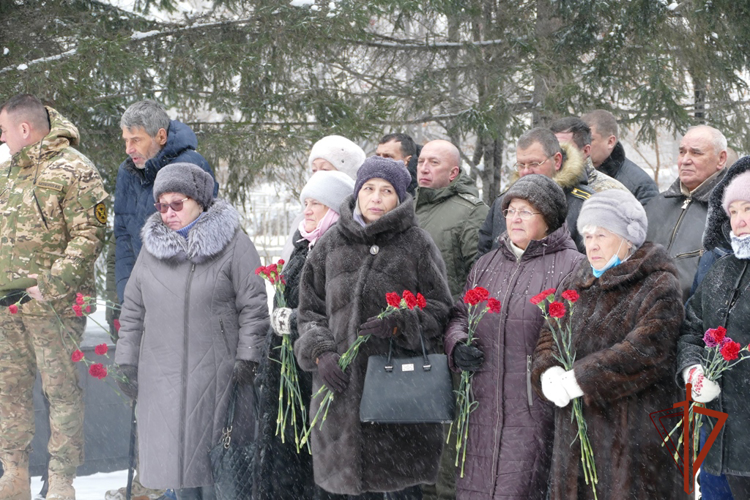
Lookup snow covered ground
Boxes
[31,470,128,500]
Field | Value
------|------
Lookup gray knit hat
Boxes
[354,156,412,202]
[577,189,648,247]
[308,135,366,180]
[153,162,215,209]
[501,174,567,232]
[299,170,355,214]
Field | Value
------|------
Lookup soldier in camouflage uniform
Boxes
[0,94,108,500]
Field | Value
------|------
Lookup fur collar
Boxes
[507,142,588,192]
[337,193,419,245]
[141,199,240,263]
[704,159,750,251]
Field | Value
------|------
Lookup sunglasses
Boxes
[154,197,190,213]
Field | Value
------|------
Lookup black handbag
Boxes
[210,380,257,500]
[360,331,455,424]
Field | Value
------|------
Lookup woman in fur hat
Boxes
[532,189,686,499]
[254,170,355,500]
[115,163,270,500]
[295,156,453,499]
[677,157,750,498]
[443,174,585,499]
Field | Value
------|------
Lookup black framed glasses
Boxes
[502,208,540,220]
[154,197,189,213]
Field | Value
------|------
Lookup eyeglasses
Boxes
[503,208,540,220]
[154,197,190,213]
[513,157,549,172]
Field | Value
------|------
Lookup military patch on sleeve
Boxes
[37,180,64,192]
[95,202,107,224]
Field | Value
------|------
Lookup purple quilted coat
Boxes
[444,224,584,500]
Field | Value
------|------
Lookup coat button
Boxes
[370,245,379,255]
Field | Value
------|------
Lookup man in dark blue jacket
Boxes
[114,100,217,302]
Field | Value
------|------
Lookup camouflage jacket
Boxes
[0,107,108,312]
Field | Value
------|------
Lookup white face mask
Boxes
[730,231,750,259]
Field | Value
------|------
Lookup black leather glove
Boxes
[359,311,407,339]
[0,290,32,307]
[117,364,138,400]
[453,343,484,372]
[234,360,258,387]
[317,352,349,393]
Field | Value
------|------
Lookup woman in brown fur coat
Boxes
[531,190,687,500]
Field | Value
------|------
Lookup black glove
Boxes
[117,364,138,400]
[317,352,349,393]
[0,289,32,307]
[234,360,258,386]
[359,311,407,339]
[453,343,484,372]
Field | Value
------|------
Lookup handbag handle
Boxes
[384,328,431,372]
[220,378,260,449]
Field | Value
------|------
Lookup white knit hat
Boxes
[308,135,366,179]
[299,170,355,214]
[577,189,648,247]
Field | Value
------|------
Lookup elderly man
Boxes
[414,139,488,500]
[478,128,594,256]
[581,109,658,205]
[646,125,728,300]
[550,117,628,193]
[114,100,216,303]
[0,94,108,500]
[376,132,420,195]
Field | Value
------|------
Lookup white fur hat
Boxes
[299,170,355,214]
[308,135,366,180]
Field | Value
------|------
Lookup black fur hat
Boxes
[501,174,568,232]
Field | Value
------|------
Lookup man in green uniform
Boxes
[0,94,108,500]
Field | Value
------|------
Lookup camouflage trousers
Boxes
[0,304,85,476]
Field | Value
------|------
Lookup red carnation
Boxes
[561,290,580,303]
[72,305,83,317]
[254,267,263,275]
[268,263,278,273]
[473,287,490,302]
[94,343,109,356]
[88,363,108,380]
[712,326,727,344]
[488,298,501,314]
[269,276,276,285]
[85,305,91,313]
[71,349,84,362]
[386,292,401,308]
[548,301,566,318]
[113,319,121,332]
[280,275,287,285]
[8,304,18,314]
[720,340,741,361]
[278,259,285,266]
[416,293,427,309]
[75,293,85,305]
[403,290,418,310]
[530,288,557,305]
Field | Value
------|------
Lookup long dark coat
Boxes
[295,194,453,496]
[115,200,269,489]
[444,225,584,500]
[531,242,688,500]
[677,156,750,477]
[254,232,316,499]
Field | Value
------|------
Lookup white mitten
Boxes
[271,307,293,336]
[560,369,584,399]
[541,366,571,407]
[683,365,721,404]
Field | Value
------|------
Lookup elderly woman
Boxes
[531,189,685,499]
[115,163,269,500]
[677,158,750,498]
[255,170,355,500]
[295,156,453,499]
[443,175,584,500]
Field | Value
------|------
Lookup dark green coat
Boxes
[414,172,489,300]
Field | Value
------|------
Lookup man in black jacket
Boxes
[582,109,658,206]
[376,132,419,195]
[645,125,728,301]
